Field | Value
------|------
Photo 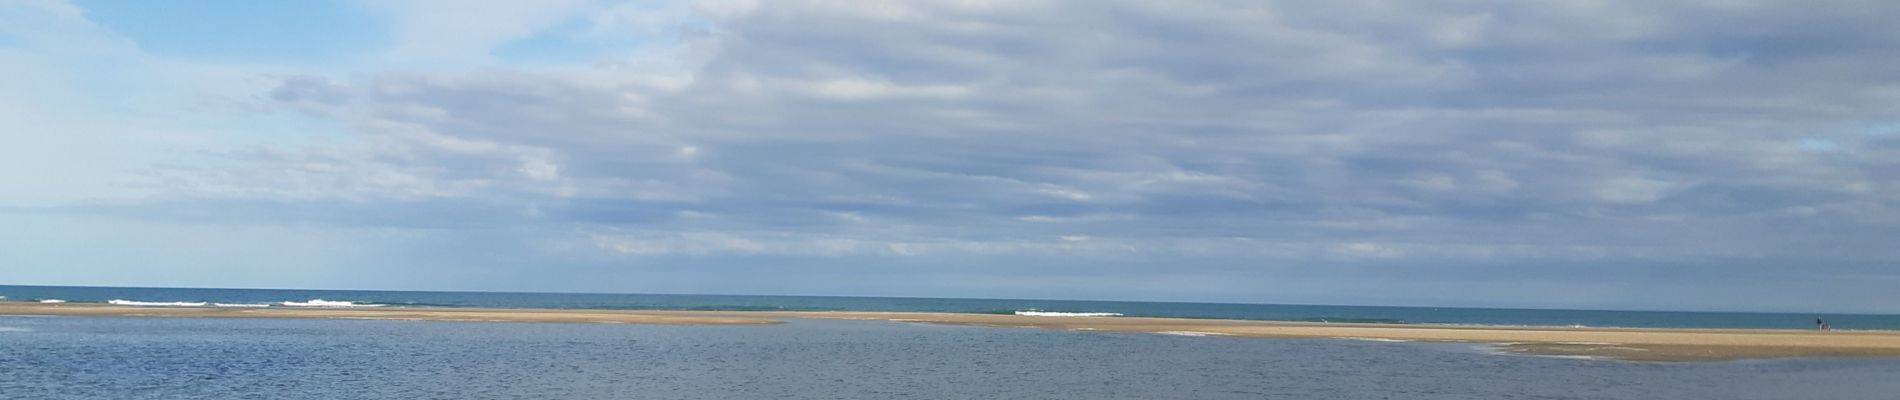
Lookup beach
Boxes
[7,301,1897,361]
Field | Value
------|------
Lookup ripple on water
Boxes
[1,317,1898,400]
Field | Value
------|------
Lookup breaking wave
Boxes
[1156,331,1231,337]
[1014,310,1123,317]
[38,299,66,303]
[280,299,385,308]
[1341,337,1413,343]
[212,303,272,308]
[108,300,208,307]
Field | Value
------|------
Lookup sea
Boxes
[2,285,1895,329]
[5,285,1900,399]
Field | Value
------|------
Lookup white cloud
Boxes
[803,77,972,100]
[517,155,562,181]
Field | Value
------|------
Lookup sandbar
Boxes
[7,302,1899,361]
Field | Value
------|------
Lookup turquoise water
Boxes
[3,285,1897,329]
[4,316,1899,399]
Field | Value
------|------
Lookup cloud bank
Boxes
[3,0,1898,312]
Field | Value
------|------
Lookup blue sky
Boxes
[3,0,1899,313]
[70,0,387,65]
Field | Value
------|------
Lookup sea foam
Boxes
[1014,311,1123,317]
[1156,331,1231,337]
[38,299,66,303]
[212,303,272,308]
[108,299,208,307]
[1341,337,1413,343]
[280,299,385,308]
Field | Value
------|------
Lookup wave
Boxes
[1488,350,1604,361]
[0,327,28,332]
[280,299,386,308]
[38,299,66,303]
[1155,331,1231,337]
[1014,310,1123,317]
[212,303,271,308]
[1341,337,1413,343]
[1297,317,1409,324]
[108,299,208,307]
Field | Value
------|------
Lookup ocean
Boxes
[2,285,1896,330]
[6,285,1900,399]
[5,315,1899,399]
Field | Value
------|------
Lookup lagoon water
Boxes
[5,315,1900,399]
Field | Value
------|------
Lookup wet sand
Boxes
[738,311,1900,361]
[8,302,1899,361]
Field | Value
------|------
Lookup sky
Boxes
[2,0,1898,313]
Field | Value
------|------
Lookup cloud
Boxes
[356,0,601,65]
[6,0,1900,310]
[131,1,1900,257]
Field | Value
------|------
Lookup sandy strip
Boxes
[7,302,1899,361]
[733,311,1900,361]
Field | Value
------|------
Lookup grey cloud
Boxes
[269,75,350,107]
[65,0,1900,309]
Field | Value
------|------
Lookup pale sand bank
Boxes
[8,302,1900,361]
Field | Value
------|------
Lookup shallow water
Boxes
[3,316,1898,399]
